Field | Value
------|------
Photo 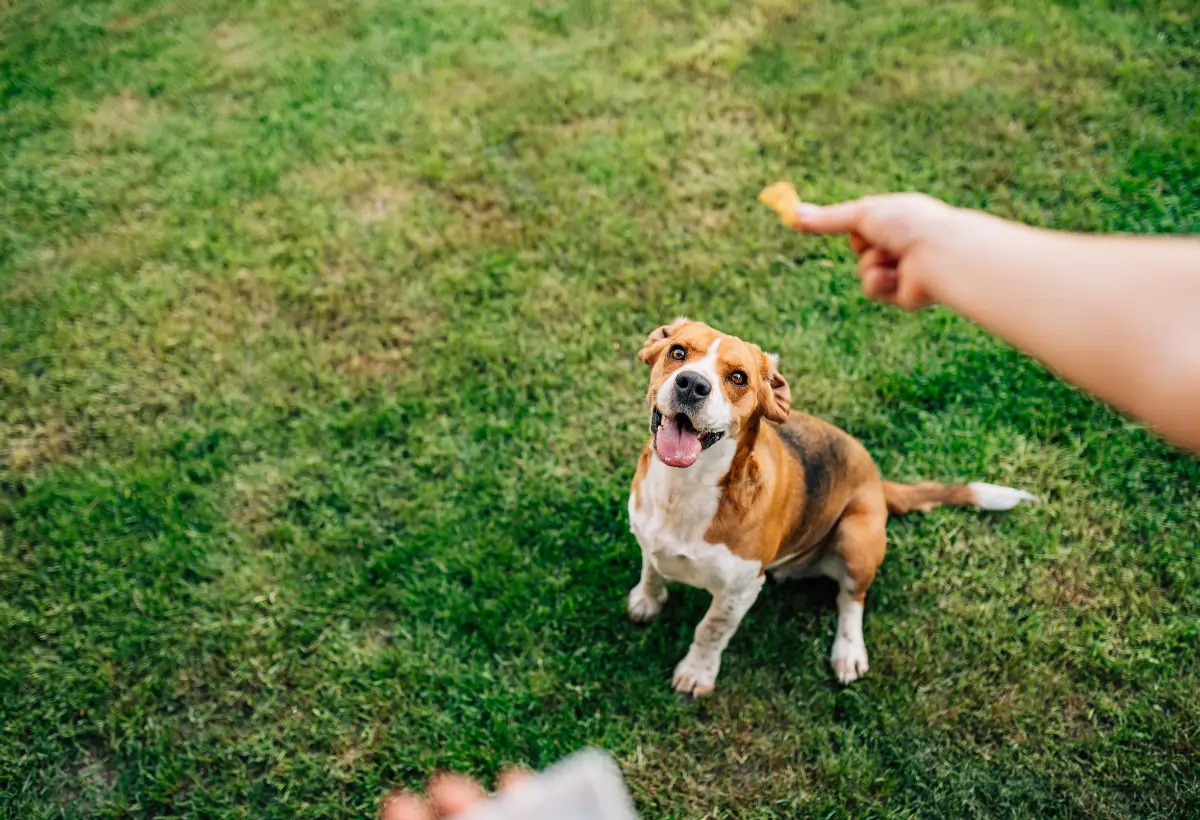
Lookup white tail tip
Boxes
[967,482,1039,511]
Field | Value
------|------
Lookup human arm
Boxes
[792,195,1200,450]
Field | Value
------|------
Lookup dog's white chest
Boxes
[629,446,761,594]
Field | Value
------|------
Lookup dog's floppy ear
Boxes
[637,316,690,365]
[760,351,792,423]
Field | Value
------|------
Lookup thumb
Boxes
[793,198,874,235]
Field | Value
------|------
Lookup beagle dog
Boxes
[627,318,1035,695]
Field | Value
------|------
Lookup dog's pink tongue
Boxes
[656,416,702,468]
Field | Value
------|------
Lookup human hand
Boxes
[792,193,977,311]
[381,771,528,820]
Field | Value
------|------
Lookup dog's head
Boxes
[637,317,791,469]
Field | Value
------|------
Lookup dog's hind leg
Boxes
[822,498,887,685]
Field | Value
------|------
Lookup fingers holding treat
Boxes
[756,181,803,227]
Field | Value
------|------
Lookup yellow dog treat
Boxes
[757,181,801,226]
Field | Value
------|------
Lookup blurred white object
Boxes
[457,749,638,820]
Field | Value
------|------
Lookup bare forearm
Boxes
[789,192,1200,449]
[926,217,1200,448]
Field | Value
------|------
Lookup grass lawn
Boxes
[3,0,1199,816]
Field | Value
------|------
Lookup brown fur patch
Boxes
[704,412,882,572]
[630,446,653,510]
[882,481,976,514]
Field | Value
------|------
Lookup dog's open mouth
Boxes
[650,408,724,468]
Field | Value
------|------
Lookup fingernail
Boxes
[794,203,821,221]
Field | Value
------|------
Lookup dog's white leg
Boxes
[830,585,869,684]
[672,576,764,697]
[628,554,668,623]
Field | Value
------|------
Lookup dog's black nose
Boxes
[675,371,712,402]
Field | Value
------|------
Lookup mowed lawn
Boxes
[3,0,1199,816]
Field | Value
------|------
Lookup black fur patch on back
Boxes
[775,424,843,514]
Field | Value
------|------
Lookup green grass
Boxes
[2,0,1199,816]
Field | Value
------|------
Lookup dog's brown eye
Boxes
[669,345,686,361]
[729,370,747,386]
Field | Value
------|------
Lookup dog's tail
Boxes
[882,480,1037,516]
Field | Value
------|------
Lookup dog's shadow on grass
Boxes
[758,574,841,637]
[516,482,878,692]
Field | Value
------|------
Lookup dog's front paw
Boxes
[830,637,869,685]
[628,584,667,624]
[672,648,719,697]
